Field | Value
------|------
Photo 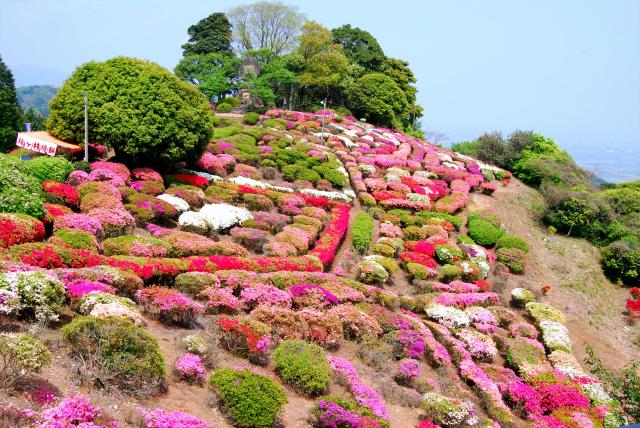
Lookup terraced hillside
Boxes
[0,110,633,427]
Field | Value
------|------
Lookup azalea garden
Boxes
[0,2,638,428]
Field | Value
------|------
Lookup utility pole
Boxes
[320,98,327,142]
[83,92,89,162]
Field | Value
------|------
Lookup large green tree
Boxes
[47,57,212,165]
[331,24,386,72]
[347,73,408,129]
[297,22,349,103]
[382,57,423,125]
[228,1,305,54]
[174,53,241,101]
[182,12,233,56]
[0,56,20,152]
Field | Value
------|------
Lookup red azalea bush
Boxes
[216,316,272,365]
[3,243,103,269]
[627,298,640,320]
[42,180,79,207]
[309,203,350,267]
[0,213,45,248]
[400,251,438,268]
[166,173,210,188]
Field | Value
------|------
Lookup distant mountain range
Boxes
[16,85,58,116]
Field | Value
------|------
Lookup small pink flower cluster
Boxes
[174,353,206,383]
[200,286,240,312]
[398,358,421,379]
[433,292,500,308]
[137,407,212,428]
[36,396,117,428]
[54,214,104,237]
[66,279,116,300]
[240,282,292,308]
[132,167,163,182]
[135,287,203,326]
[328,356,389,421]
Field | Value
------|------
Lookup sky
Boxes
[1,0,639,180]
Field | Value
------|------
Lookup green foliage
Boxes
[47,57,212,165]
[496,234,530,253]
[451,140,479,157]
[0,271,65,323]
[0,56,20,152]
[0,333,52,388]
[496,247,527,274]
[352,212,374,254]
[601,241,640,284]
[468,219,505,246]
[182,12,233,56]
[16,85,58,116]
[274,339,330,396]
[61,316,166,394]
[49,227,97,251]
[175,54,240,102]
[584,345,639,421]
[243,112,260,125]
[216,103,233,112]
[208,368,287,428]
[525,302,566,324]
[332,24,386,72]
[347,73,408,128]
[26,156,73,183]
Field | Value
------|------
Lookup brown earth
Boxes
[468,179,639,369]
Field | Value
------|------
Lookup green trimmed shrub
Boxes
[61,316,166,395]
[208,368,287,428]
[174,272,219,296]
[243,112,260,125]
[496,247,527,274]
[406,262,431,281]
[48,227,98,251]
[372,243,395,258]
[415,211,462,230]
[525,302,566,324]
[0,333,52,388]
[216,103,233,113]
[468,219,505,246]
[496,234,530,253]
[212,125,242,139]
[352,212,374,254]
[26,156,74,183]
[274,339,330,396]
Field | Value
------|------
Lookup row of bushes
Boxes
[352,212,374,254]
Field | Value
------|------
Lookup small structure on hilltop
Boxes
[15,131,83,157]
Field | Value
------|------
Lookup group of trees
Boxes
[174,1,423,130]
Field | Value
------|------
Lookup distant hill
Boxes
[16,85,58,116]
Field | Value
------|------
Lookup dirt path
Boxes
[467,179,639,369]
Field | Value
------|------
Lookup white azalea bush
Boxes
[424,303,471,329]
[421,391,478,427]
[157,194,190,213]
[200,204,253,230]
[511,287,536,307]
[539,320,572,352]
[79,291,144,326]
[0,271,66,323]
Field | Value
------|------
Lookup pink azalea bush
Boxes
[137,407,212,428]
[174,353,206,383]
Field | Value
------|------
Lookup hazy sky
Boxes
[1,0,639,160]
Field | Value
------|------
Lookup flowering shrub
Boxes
[54,213,104,236]
[42,180,79,207]
[230,226,271,252]
[396,358,421,385]
[35,395,118,428]
[166,173,210,188]
[240,282,292,309]
[0,271,66,322]
[137,407,213,428]
[88,208,135,237]
[421,391,478,427]
[66,279,116,300]
[174,352,206,383]
[135,287,203,326]
[309,203,350,266]
[216,316,272,364]
[200,286,240,313]
[0,213,45,248]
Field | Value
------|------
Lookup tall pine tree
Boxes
[0,55,20,151]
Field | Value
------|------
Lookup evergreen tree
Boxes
[182,12,233,56]
[0,55,20,151]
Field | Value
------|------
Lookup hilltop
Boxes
[0,108,636,428]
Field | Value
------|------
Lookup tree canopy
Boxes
[0,55,20,152]
[332,24,386,72]
[47,57,212,165]
[182,12,233,56]
[227,1,305,54]
[174,53,240,101]
[348,73,408,128]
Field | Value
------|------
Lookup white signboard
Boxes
[15,133,57,156]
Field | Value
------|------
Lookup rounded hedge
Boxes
[468,219,505,246]
[216,103,233,113]
[61,316,166,394]
[496,233,530,253]
[274,339,331,396]
[47,57,212,165]
[208,368,287,428]
[243,112,260,125]
[601,240,640,284]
